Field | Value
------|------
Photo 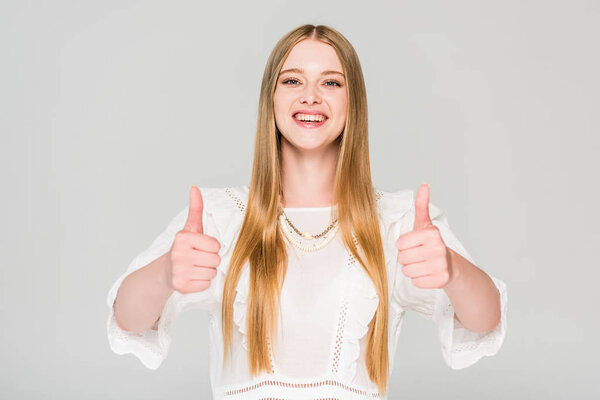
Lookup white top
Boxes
[106,186,507,399]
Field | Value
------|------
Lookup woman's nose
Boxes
[300,83,321,104]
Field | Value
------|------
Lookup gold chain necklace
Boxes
[280,209,338,239]
[278,206,339,252]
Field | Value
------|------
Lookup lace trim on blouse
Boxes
[221,378,383,398]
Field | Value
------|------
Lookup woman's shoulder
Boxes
[374,186,415,222]
[374,187,414,201]
[194,185,249,252]
[197,185,249,216]
[373,186,446,227]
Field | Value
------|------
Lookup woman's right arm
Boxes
[112,185,220,334]
[112,251,174,333]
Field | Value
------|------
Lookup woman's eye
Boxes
[325,80,342,87]
[281,78,343,87]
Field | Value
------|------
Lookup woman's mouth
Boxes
[292,112,328,129]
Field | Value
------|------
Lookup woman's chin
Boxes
[287,137,339,153]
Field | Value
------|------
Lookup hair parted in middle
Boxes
[220,24,390,396]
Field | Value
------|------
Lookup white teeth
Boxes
[294,113,326,122]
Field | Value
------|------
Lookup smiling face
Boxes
[273,38,348,153]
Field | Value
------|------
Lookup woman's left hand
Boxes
[396,183,455,289]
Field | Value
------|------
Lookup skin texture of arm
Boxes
[113,251,174,333]
[443,248,501,332]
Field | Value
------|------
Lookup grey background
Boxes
[1,0,598,398]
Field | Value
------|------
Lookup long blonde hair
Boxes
[221,24,389,395]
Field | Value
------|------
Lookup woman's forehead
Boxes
[281,39,343,73]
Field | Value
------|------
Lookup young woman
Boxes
[107,24,507,399]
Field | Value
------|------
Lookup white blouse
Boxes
[106,185,507,399]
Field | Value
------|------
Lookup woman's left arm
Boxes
[398,183,503,334]
[443,248,501,333]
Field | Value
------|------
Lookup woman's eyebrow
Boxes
[279,68,345,78]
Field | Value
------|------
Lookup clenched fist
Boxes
[165,185,222,294]
[396,183,455,289]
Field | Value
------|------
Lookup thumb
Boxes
[183,185,204,233]
[413,182,433,231]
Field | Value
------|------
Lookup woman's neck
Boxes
[280,141,337,208]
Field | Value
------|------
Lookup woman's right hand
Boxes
[165,186,221,294]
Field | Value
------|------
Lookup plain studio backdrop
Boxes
[1,0,598,398]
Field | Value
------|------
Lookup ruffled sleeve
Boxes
[379,188,508,370]
[106,186,246,369]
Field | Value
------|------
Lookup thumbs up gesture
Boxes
[165,186,222,294]
[396,183,454,289]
